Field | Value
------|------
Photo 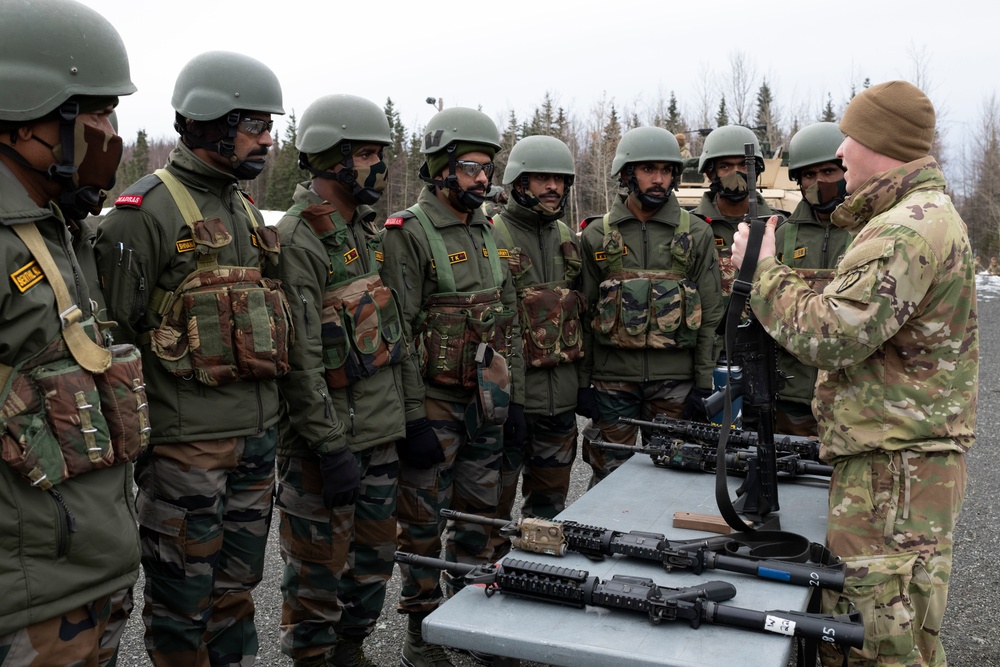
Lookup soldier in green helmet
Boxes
[95,51,289,666]
[772,122,852,437]
[0,1,147,664]
[379,107,524,667]
[265,93,410,667]
[579,127,724,484]
[484,134,585,559]
[694,125,775,303]
[733,81,976,667]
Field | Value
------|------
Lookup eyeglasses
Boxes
[238,118,274,136]
[454,160,495,178]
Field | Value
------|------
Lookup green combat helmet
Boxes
[297,94,392,205]
[612,126,683,209]
[171,50,284,180]
[788,121,847,214]
[787,122,844,181]
[0,0,136,217]
[503,135,575,220]
[419,107,501,211]
[698,125,764,175]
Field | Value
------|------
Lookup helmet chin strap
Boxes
[624,165,668,210]
[177,111,264,180]
[511,175,567,222]
[419,145,487,212]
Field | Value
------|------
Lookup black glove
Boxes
[317,448,361,509]
[398,418,445,469]
[503,403,528,449]
[683,386,714,422]
[575,387,601,421]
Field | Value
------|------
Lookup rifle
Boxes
[716,142,783,521]
[441,509,844,591]
[616,415,821,460]
[590,438,833,479]
[395,551,864,650]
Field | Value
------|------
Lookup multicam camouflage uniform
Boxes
[485,199,585,559]
[380,186,524,612]
[748,158,977,667]
[267,183,412,663]
[96,144,288,666]
[771,201,851,436]
[580,195,724,482]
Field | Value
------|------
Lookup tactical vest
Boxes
[140,169,292,387]
[409,205,515,390]
[291,201,405,390]
[0,223,150,490]
[492,214,586,369]
[592,210,703,350]
[779,223,837,293]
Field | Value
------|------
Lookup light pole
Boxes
[426,97,443,112]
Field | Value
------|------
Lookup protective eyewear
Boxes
[238,118,274,136]
[455,160,495,178]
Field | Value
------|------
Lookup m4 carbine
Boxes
[395,551,864,650]
[441,509,843,591]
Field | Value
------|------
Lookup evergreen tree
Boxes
[666,92,682,133]
[262,111,303,211]
[821,94,837,122]
[123,129,149,187]
[716,97,729,127]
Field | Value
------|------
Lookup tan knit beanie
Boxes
[839,80,936,162]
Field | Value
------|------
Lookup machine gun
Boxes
[590,436,832,479]
[441,509,844,591]
[395,552,864,650]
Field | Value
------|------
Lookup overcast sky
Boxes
[80,0,990,177]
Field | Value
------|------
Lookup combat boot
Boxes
[331,636,381,667]
[400,612,454,667]
[293,651,333,667]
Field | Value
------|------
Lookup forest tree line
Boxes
[108,78,1000,258]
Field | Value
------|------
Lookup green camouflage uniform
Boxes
[771,201,851,436]
[0,164,140,665]
[694,190,773,302]
[485,198,585,558]
[96,143,284,666]
[748,158,977,667]
[380,187,524,612]
[266,183,411,661]
[580,194,724,482]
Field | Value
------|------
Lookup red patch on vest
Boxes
[384,217,405,227]
[116,194,144,207]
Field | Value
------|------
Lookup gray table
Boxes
[423,455,831,666]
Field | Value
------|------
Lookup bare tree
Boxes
[724,50,758,126]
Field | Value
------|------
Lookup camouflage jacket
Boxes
[379,186,525,405]
[580,194,724,389]
[694,191,773,301]
[95,144,281,443]
[0,163,139,636]
[772,201,852,404]
[491,198,582,416]
[266,183,413,455]
[750,157,978,462]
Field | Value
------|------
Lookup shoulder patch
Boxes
[114,173,163,209]
[10,260,44,293]
[384,210,415,229]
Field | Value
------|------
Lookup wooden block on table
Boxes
[672,511,751,534]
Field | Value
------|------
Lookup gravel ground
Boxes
[115,276,1000,666]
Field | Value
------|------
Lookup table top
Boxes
[422,454,831,666]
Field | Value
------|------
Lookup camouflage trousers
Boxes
[0,588,132,667]
[275,442,398,661]
[396,396,502,615]
[134,429,277,667]
[774,399,818,437]
[488,410,578,560]
[820,450,967,667]
[582,379,690,487]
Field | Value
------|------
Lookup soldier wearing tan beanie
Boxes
[838,80,936,163]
